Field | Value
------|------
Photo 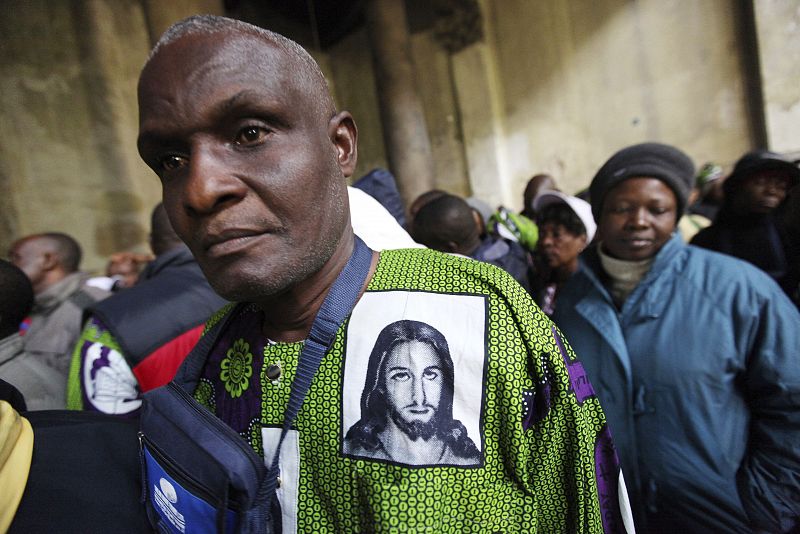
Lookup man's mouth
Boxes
[202,228,271,257]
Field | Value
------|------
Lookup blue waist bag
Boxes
[138,237,372,534]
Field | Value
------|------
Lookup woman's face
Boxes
[537,222,586,273]
[734,171,791,214]
[598,178,677,261]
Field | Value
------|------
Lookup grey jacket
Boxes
[23,272,109,380]
[0,333,66,409]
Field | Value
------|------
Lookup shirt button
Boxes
[266,364,281,381]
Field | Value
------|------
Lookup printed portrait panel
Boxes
[341,290,487,467]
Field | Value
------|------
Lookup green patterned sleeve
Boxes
[65,316,126,411]
[508,285,629,533]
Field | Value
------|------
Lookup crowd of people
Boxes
[0,13,798,534]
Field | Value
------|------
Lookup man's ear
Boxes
[444,241,460,254]
[329,111,358,178]
[40,252,59,272]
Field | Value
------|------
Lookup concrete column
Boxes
[365,0,436,208]
[752,0,800,153]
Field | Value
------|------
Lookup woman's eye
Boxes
[235,126,268,145]
[159,155,187,173]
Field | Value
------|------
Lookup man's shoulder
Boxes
[74,282,111,307]
[682,244,778,288]
[375,247,529,298]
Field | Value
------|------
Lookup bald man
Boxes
[8,233,109,399]
[412,194,533,292]
[135,15,631,533]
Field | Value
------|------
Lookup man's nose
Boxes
[411,376,425,405]
[183,145,246,216]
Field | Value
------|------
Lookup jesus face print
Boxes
[342,293,486,468]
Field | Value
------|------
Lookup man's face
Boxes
[736,170,791,214]
[137,32,356,302]
[384,341,443,435]
[8,238,47,293]
[598,177,677,261]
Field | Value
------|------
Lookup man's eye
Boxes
[423,369,440,380]
[235,126,268,145]
[159,155,187,173]
[389,371,410,382]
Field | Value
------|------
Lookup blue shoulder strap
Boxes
[257,236,373,512]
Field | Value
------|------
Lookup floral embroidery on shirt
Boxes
[194,378,216,412]
[220,338,253,398]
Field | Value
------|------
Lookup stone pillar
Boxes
[365,0,436,208]
[752,0,800,153]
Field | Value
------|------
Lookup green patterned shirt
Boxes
[195,247,628,533]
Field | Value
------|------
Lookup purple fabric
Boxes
[552,325,594,404]
[595,424,625,533]
[201,306,265,436]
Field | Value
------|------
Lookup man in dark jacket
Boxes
[412,194,533,292]
[66,204,227,415]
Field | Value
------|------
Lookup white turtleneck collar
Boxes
[597,243,655,307]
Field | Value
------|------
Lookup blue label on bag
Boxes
[144,448,236,534]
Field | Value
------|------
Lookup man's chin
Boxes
[205,267,298,303]
[391,410,438,441]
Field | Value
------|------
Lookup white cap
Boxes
[533,190,597,242]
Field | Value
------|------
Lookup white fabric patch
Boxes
[83,342,141,414]
[619,471,636,533]
[262,427,300,534]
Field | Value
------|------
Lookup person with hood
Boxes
[691,150,800,307]
[552,142,800,533]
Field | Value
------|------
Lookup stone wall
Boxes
[0,0,790,270]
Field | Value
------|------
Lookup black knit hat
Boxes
[589,142,695,220]
[723,150,800,195]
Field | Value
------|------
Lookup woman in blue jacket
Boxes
[552,143,800,533]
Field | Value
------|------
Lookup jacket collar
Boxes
[32,272,84,314]
[139,245,195,281]
[579,232,686,319]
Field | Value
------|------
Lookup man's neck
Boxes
[257,231,377,342]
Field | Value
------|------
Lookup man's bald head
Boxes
[523,173,557,216]
[8,232,82,294]
[412,195,481,255]
[144,15,335,120]
[136,15,358,305]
